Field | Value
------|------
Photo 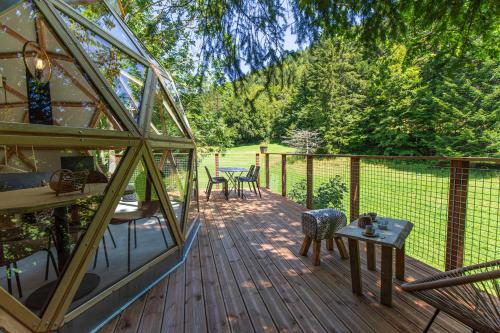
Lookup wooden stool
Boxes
[299,209,349,265]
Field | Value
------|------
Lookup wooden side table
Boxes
[335,217,413,306]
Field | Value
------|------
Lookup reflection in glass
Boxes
[150,81,185,137]
[66,159,176,313]
[0,144,125,316]
[160,73,184,112]
[62,0,140,53]
[0,1,122,130]
[58,12,146,123]
[153,149,191,225]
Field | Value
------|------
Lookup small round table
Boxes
[219,167,248,195]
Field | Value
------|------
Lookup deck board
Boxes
[99,190,470,333]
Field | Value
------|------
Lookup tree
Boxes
[282,129,322,154]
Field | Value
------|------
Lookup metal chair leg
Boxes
[207,182,213,201]
[102,237,110,268]
[424,309,440,333]
[6,264,12,295]
[93,246,99,269]
[133,219,137,248]
[156,216,169,247]
[13,262,22,298]
[127,221,132,272]
[107,226,117,248]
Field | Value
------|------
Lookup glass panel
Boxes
[186,156,199,234]
[0,144,126,316]
[58,11,146,123]
[159,73,184,112]
[66,159,176,313]
[0,2,123,130]
[149,81,185,137]
[62,0,141,53]
[153,149,191,226]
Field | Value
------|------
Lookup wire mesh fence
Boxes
[197,152,499,271]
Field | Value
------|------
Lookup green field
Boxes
[198,145,499,271]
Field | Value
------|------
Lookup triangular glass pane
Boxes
[185,153,199,234]
[149,81,186,137]
[0,2,123,130]
[57,11,146,123]
[159,73,184,112]
[153,149,192,226]
[61,0,141,54]
[0,143,126,317]
[65,159,176,313]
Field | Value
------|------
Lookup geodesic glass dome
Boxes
[0,1,198,331]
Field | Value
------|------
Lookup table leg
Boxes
[366,242,376,271]
[395,244,405,281]
[53,206,71,269]
[380,245,393,306]
[348,239,362,295]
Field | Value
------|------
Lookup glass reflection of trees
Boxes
[150,82,185,137]
[62,0,141,53]
[59,13,146,122]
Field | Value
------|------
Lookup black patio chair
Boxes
[204,166,228,201]
[237,165,261,198]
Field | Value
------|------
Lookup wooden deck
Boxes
[99,190,469,333]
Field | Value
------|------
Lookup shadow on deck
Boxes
[99,190,469,333]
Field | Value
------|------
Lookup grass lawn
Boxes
[197,145,499,271]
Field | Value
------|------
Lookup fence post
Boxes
[265,153,270,189]
[215,152,219,189]
[306,155,314,209]
[446,160,469,271]
[281,154,286,197]
[350,157,360,222]
[256,153,260,185]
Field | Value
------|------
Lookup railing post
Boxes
[265,153,270,189]
[446,160,469,270]
[350,157,360,222]
[255,153,260,185]
[215,152,219,189]
[306,154,313,209]
[281,154,286,197]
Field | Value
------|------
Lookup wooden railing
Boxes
[200,152,499,271]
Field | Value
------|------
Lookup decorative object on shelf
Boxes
[367,212,377,221]
[357,214,372,229]
[23,41,52,83]
[378,219,389,230]
[49,169,89,196]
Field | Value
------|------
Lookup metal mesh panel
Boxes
[359,159,450,270]
[267,154,282,193]
[286,155,307,205]
[312,156,351,215]
[464,163,500,266]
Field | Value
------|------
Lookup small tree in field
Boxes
[282,129,322,154]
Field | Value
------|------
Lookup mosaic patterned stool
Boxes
[300,208,349,265]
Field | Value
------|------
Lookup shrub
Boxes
[287,176,347,210]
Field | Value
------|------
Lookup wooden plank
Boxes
[161,263,185,333]
[98,316,119,333]
[137,278,169,333]
[202,202,255,333]
[197,219,231,333]
[184,236,207,333]
[395,245,405,281]
[113,294,148,333]
[348,239,362,295]
[366,242,376,271]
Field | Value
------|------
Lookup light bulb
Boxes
[35,57,45,71]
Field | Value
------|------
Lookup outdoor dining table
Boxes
[335,217,413,307]
[0,183,108,310]
[218,167,248,195]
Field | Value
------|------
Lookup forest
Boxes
[122,0,499,157]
